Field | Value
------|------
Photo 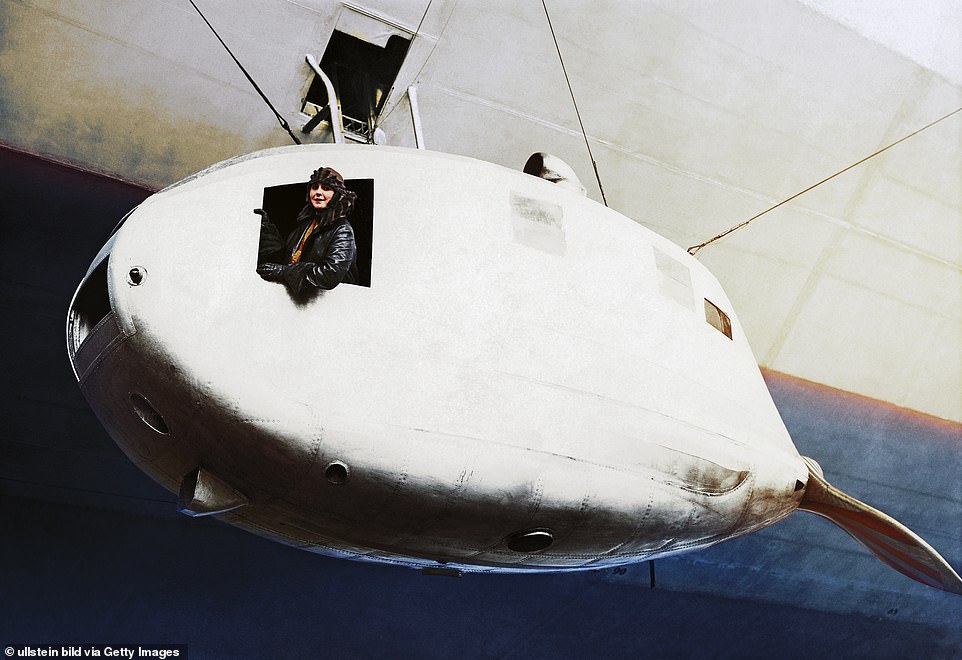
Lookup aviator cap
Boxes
[308,167,345,189]
[306,166,356,218]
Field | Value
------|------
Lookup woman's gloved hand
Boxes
[256,262,287,281]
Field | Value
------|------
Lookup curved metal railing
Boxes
[303,54,344,144]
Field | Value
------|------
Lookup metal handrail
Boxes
[304,54,426,147]
[304,54,344,144]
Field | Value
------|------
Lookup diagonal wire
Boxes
[687,106,962,255]
[542,0,608,206]
[188,0,301,145]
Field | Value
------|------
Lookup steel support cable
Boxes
[376,0,452,130]
[687,106,962,256]
[414,0,435,38]
[372,0,434,133]
[542,1,608,206]
[188,0,302,145]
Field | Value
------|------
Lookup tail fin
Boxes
[799,456,962,595]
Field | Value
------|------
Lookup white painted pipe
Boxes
[408,86,425,150]
[305,54,344,145]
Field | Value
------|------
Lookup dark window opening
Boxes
[69,257,112,353]
[704,298,733,340]
[304,31,410,138]
[258,179,373,288]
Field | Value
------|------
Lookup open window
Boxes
[303,30,410,142]
[68,257,112,354]
[257,179,374,287]
[704,298,733,340]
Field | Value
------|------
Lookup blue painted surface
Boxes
[1,147,960,658]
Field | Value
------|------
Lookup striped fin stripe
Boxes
[803,502,945,588]
[824,506,944,583]
[799,456,962,595]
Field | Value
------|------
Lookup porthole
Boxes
[324,460,350,485]
[127,266,147,286]
[130,393,169,435]
[506,529,554,553]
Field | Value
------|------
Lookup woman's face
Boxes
[309,183,335,209]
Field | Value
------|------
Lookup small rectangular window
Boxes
[704,299,732,339]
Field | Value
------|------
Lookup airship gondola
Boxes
[66,145,961,594]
